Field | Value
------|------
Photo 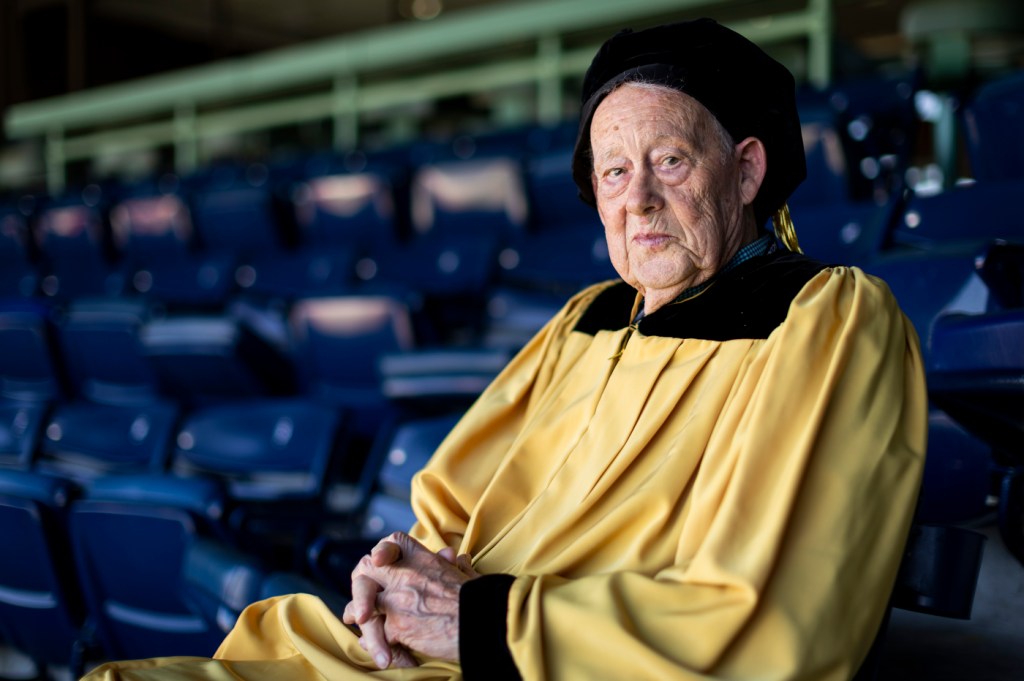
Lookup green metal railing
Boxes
[4,0,833,193]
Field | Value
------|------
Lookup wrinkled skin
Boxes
[342,532,479,669]
[590,83,766,314]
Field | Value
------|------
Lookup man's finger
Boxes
[437,547,457,564]
[349,575,382,625]
[371,539,403,567]
[359,614,392,670]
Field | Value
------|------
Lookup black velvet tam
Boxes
[572,18,806,228]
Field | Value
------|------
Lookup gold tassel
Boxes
[773,203,803,254]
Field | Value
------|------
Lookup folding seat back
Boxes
[362,412,460,537]
[410,157,528,241]
[36,401,178,485]
[0,299,66,403]
[235,171,393,302]
[525,149,602,230]
[34,198,119,300]
[109,192,194,262]
[293,171,396,253]
[289,295,415,412]
[69,475,228,659]
[0,470,83,670]
[58,297,161,405]
[962,71,1024,182]
[110,191,235,307]
[0,402,47,469]
[189,163,286,258]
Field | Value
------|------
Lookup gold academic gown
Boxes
[83,265,928,681]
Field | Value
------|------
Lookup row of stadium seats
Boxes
[0,403,461,674]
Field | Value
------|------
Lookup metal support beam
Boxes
[332,74,359,152]
[537,34,563,125]
[45,128,65,194]
[6,0,834,188]
[807,0,833,89]
[174,105,198,174]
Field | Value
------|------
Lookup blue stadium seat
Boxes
[0,469,85,674]
[0,402,47,469]
[410,157,528,241]
[791,89,854,207]
[0,299,67,403]
[962,70,1024,182]
[0,207,39,297]
[180,537,346,640]
[288,295,415,434]
[138,313,296,407]
[188,162,290,258]
[109,191,235,308]
[928,308,1023,565]
[864,247,984,351]
[36,401,178,485]
[57,297,162,405]
[292,170,398,255]
[379,288,564,404]
[789,199,894,266]
[171,399,348,567]
[307,412,462,592]
[69,475,228,660]
[498,223,617,297]
[34,193,122,300]
[893,180,1024,250]
[524,148,598,230]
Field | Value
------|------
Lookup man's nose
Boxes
[625,166,664,216]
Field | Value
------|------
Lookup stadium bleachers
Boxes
[0,66,1020,673]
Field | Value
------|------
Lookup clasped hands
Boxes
[342,531,480,669]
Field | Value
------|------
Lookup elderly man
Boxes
[85,18,926,681]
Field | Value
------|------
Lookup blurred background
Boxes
[0,1,1021,679]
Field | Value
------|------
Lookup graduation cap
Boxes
[572,18,805,247]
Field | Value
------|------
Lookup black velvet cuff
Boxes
[459,573,521,681]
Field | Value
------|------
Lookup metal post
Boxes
[174,104,198,174]
[332,74,359,151]
[45,128,66,195]
[537,34,563,125]
[807,0,833,88]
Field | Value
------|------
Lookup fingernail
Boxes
[375,654,389,668]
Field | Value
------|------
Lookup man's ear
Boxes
[735,137,767,206]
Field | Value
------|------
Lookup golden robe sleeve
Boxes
[424,267,928,681]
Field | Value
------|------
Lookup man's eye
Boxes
[606,167,625,178]
[662,156,681,166]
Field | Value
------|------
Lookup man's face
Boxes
[590,84,756,311]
